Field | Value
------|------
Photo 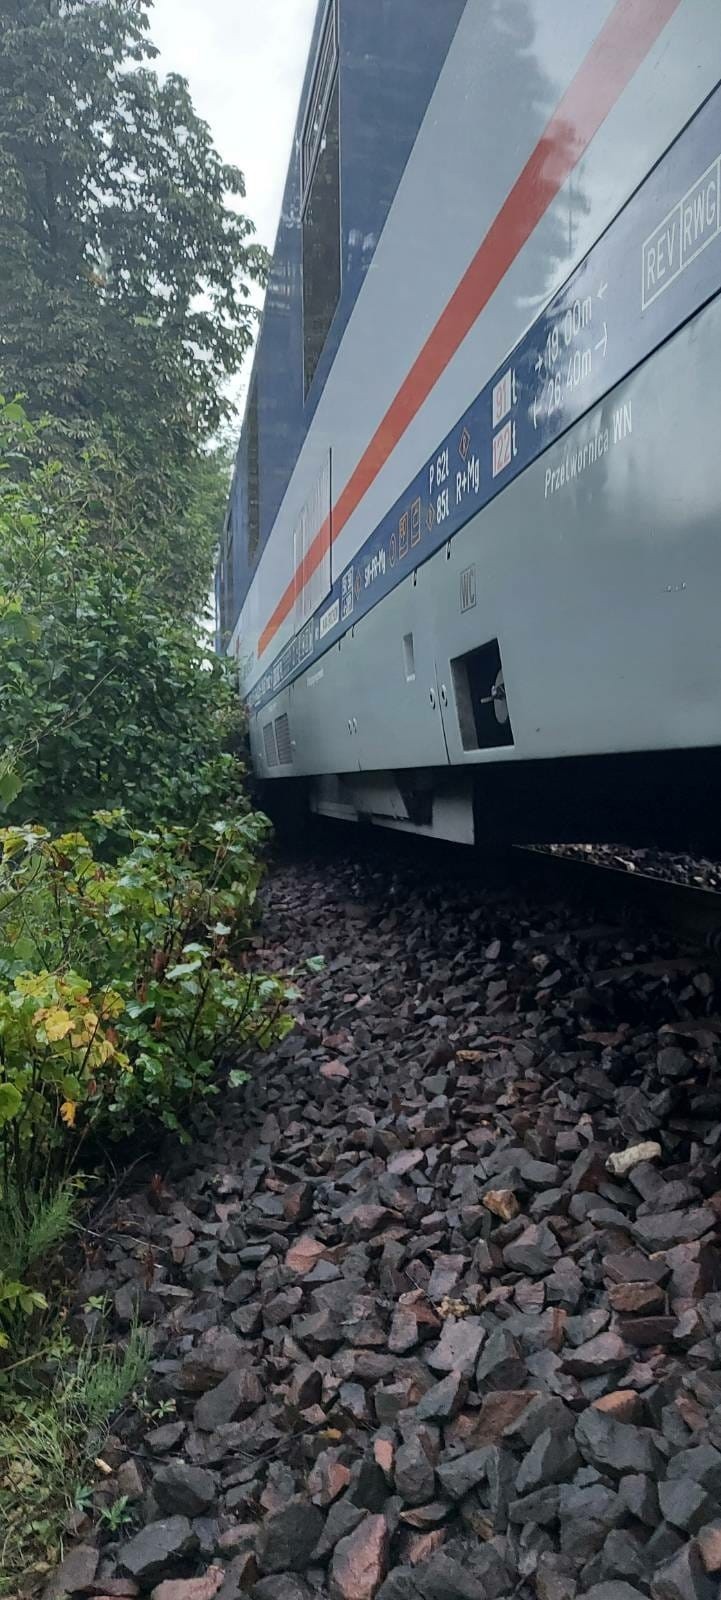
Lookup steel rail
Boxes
[511,845,721,947]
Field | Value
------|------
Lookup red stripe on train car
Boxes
[257,0,682,661]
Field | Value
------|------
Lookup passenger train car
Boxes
[217,0,721,847]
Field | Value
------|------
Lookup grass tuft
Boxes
[0,1317,151,1592]
[0,1179,77,1281]
[71,1320,151,1432]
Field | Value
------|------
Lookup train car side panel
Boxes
[225,0,721,837]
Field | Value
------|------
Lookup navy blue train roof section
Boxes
[224,0,468,640]
[248,80,721,714]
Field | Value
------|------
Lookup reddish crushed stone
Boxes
[543,842,721,893]
[47,848,721,1600]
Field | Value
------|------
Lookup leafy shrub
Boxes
[0,814,295,1201]
[0,398,246,831]
[0,1278,48,1350]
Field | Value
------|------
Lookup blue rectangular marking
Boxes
[248,84,721,715]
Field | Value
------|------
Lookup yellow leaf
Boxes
[101,990,124,1019]
[70,1012,98,1047]
[60,1100,77,1128]
[43,1009,74,1042]
[90,1038,115,1066]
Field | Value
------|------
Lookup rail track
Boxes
[291,817,721,952]
[510,845,721,949]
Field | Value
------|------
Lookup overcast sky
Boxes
[149,0,319,409]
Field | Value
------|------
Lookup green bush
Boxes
[0,814,295,1203]
[0,398,246,831]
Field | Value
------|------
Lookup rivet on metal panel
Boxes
[429,688,436,710]
[446,542,452,560]
[352,718,358,735]
[440,685,448,708]
[347,720,353,735]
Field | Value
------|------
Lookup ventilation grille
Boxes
[274,713,293,766]
[262,721,278,767]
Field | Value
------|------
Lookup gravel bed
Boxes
[541,843,721,893]
[47,848,721,1600]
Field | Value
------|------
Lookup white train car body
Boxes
[218,1,721,845]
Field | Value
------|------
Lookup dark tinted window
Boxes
[224,526,236,637]
[218,515,236,643]
[302,1,338,194]
[246,381,260,563]
[303,75,341,395]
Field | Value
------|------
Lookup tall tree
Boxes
[0,0,261,608]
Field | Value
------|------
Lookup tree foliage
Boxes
[0,5,286,1223]
[0,401,243,827]
[0,16,296,1560]
[0,0,261,611]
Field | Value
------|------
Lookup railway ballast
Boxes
[47,848,721,1598]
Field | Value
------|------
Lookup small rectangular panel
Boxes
[460,565,477,613]
[492,421,513,479]
[341,566,355,620]
[319,598,340,637]
[642,155,721,308]
[403,631,416,681]
[492,369,513,426]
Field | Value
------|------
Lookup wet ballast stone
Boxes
[46,850,721,1598]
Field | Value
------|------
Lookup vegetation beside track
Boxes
[0,2,286,1584]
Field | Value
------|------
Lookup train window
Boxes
[302,4,341,395]
[217,508,235,643]
[217,552,226,639]
[301,0,338,198]
[224,522,236,638]
[246,381,260,564]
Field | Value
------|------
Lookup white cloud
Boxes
[147,0,318,407]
